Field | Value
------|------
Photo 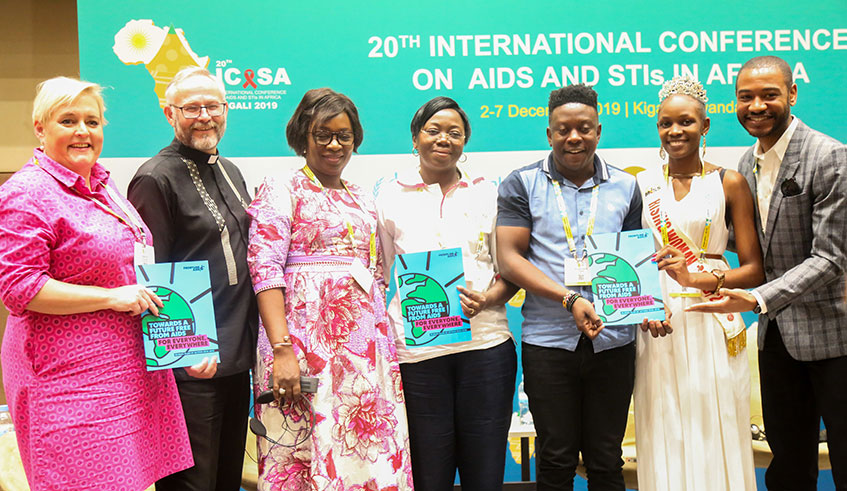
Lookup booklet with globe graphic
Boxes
[586,229,664,326]
[135,261,219,370]
[396,248,472,348]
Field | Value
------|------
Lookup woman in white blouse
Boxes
[376,96,518,491]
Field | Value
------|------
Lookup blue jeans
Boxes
[522,338,634,491]
[400,339,517,491]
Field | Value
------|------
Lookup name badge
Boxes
[349,259,374,293]
[564,256,592,286]
[134,242,155,269]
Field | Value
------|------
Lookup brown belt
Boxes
[703,253,724,260]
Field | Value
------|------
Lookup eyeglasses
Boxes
[170,103,227,119]
[420,128,465,141]
[312,131,355,146]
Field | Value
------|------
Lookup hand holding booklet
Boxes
[395,248,472,348]
[135,261,219,370]
[586,230,664,326]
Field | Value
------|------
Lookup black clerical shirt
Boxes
[128,138,258,379]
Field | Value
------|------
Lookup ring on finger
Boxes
[468,308,475,315]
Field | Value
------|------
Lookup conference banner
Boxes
[78,0,846,163]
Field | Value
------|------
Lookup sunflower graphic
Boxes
[113,19,167,65]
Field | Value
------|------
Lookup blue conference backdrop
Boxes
[78,0,846,159]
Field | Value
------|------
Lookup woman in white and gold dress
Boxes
[634,77,764,491]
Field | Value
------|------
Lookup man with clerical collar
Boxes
[690,55,847,490]
[128,66,258,491]
[496,84,642,490]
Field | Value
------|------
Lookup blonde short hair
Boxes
[32,76,106,126]
[164,66,226,105]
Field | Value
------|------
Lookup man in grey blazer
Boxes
[689,55,846,489]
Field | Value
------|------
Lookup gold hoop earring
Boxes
[659,146,667,160]
[459,153,468,163]
[701,135,707,158]
[412,148,419,156]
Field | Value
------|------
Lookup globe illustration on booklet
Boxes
[141,286,197,367]
[589,253,641,324]
[399,272,451,346]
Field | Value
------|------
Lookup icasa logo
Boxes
[113,19,292,106]
[215,61,291,89]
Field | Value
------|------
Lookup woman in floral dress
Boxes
[246,88,413,490]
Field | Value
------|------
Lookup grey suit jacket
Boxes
[739,119,847,361]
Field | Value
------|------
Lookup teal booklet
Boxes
[586,229,664,326]
[396,248,471,348]
[135,261,219,370]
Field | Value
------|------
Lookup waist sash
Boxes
[284,254,357,273]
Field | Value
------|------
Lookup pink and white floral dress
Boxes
[246,170,413,491]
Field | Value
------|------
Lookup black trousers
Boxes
[400,339,517,491]
[759,322,847,491]
[522,338,635,491]
[156,370,251,491]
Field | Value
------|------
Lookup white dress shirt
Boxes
[750,116,799,314]
[753,116,799,234]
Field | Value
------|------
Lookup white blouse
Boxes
[376,166,512,364]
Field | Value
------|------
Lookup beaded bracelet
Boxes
[567,293,582,312]
[563,291,582,312]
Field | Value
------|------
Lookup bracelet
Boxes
[567,293,582,312]
[563,291,582,312]
[272,335,292,349]
[709,269,726,293]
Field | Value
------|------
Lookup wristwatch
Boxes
[753,302,763,314]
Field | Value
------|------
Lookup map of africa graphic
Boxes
[113,19,209,107]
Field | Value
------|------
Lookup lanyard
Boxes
[475,232,486,258]
[548,175,599,260]
[661,164,710,260]
[35,157,146,243]
[302,165,376,271]
[102,186,147,242]
[210,155,249,210]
